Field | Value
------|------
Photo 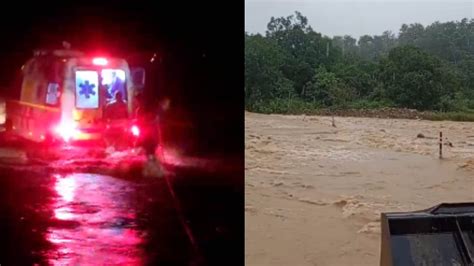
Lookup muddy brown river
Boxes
[245,112,474,266]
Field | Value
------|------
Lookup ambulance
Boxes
[4,48,145,145]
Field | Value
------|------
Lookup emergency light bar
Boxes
[92,57,108,66]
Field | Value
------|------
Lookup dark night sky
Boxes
[0,2,222,55]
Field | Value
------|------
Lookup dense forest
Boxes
[245,12,474,116]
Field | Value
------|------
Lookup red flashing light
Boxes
[55,121,80,142]
[93,57,108,66]
[131,125,140,137]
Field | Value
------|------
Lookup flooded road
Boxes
[0,141,242,265]
[46,173,144,265]
[245,112,474,266]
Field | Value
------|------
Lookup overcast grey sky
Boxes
[245,0,474,38]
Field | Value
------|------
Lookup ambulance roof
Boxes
[33,49,85,58]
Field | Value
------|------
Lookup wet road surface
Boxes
[0,144,243,265]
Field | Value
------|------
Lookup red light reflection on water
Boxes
[55,175,75,202]
[46,174,143,265]
[53,175,76,220]
[54,207,75,220]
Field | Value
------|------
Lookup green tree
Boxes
[245,34,294,109]
[331,58,378,98]
[244,11,473,115]
[303,66,354,107]
[379,46,460,110]
[358,35,375,60]
[266,12,341,95]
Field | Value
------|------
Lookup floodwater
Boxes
[0,136,242,265]
[46,173,143,265]
[245,112,474,266]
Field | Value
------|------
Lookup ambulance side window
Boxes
[45,83,60,106]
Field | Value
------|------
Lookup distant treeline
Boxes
[245,12,474,114]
